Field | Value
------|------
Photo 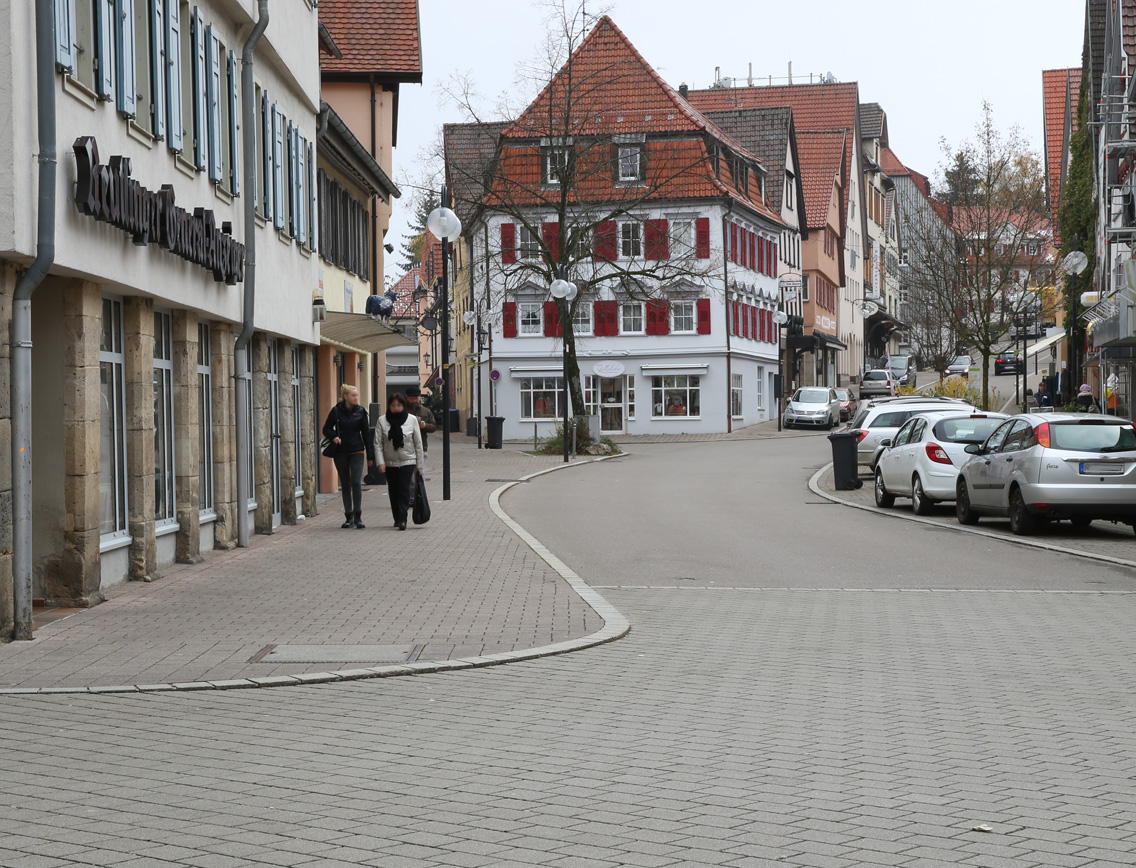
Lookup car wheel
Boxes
[826,415,834,430]
[1071,516,1092,529]
[956,480,979,525]
[911,476,934,516]
[1008,487,1036,536]
[874,470,895,508]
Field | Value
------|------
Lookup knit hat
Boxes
[1079,384,1092,393]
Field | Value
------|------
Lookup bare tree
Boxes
[442,2,736,417]
[905,104,1050,408]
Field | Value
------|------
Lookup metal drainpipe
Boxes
[234,0,269,548]
[11,0,58,640]
[722,212,732,434]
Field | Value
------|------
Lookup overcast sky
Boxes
[384,0,1085,283]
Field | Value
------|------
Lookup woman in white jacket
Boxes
[376,393,424,530]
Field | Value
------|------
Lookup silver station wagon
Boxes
[955,413,1136,535]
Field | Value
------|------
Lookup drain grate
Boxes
[248,644,423,664]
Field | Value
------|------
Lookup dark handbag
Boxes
[412,473,430,525]
[320,435,337,458]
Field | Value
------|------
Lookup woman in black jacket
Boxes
[322,384,376,528]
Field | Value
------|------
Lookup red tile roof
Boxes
[319,0,422,79]
[794,130,846,230]
[688,82,859,225]
[1041,67,1082,239]
[388,266,423,318]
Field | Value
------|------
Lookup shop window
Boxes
[153,311,176,526]
[518,302,543,335]
[671,300,695,333]
[99,297,129,541]
[584,376,597,415]
[520,377,563,420]
[731,373,743,419]
[627,376,636,419]
[621,301,644,334]
[197,322,213,516]
[651,375,700,418]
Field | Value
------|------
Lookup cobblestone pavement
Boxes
[815,465,1136,568]
[0,444,602,689]
[2,435,1135,868]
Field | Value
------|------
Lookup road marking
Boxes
[810,462,1136,570]
[594,585,1136,594]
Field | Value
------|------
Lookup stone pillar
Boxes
[252,333,274,534]
[172,310,202,563]
[123,296,156,582]
[210,322,237,550]
[278,341,297,525]
[300,345,318,518]
[0,265,14,639]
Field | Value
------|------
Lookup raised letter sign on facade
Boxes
[593,361,626,378]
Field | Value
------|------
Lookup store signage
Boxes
[72,136,246,285]
[593,361,625,378]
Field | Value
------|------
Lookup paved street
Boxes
[3,434,1136,867]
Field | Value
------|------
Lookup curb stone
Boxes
[809,461,1136,570]
[0,456,632,697]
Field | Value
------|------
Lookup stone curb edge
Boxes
[809,462,1136,571]
[0,456,632,697]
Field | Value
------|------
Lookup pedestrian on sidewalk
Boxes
[377,393,424,531]
[405,385,436,469]
[1074,384,1101,413]
[1036,381,1053,408]
[323,384,376,529]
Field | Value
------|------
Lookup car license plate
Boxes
[1080,462,1123,476]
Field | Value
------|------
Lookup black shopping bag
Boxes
[412,473,430,525]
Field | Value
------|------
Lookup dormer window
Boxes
[618,146,642,182]
[544,147,568,186]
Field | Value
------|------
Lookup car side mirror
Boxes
[964,443,981,455]
[880,438,892,448]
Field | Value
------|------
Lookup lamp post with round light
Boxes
[426,192,462,501]
[549,276,578,463]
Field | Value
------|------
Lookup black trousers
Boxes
[334,452,365,518]
[385,465,416,523]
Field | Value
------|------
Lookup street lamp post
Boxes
[427,192,462,501]
[773,309,788,431]
[550,276,578,463]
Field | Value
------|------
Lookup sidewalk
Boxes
[0,443,608,690]
[505,418,819,446]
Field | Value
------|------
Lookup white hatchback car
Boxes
[874,411,1009,514]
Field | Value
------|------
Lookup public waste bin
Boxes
[448,408,461,433]
[486,416,505,449]
[827,430,862,491]
[466,417,480,438]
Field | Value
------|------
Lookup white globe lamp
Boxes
[426,206,462,242]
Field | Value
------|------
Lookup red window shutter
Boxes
[543,222,560,264]
[696,297,711,334]
[756,236,764,274]
[503,301,517,337]
[593,221,617,261]
[759,308,766,342]
[645,218,669,260]
[501,223,516,264]
[543,301,562,337]
[645,300,657,335]
[732,300,740,335]
[730,223,738,263]
[772,241,779,277]
[595,300,617,336]
[592,301,604,336]
[695,217,710,258]
[751,306,758,340]
[749,233,756,271]
[741,304,749,339]
[647,299,669,335]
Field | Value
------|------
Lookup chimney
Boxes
[678,82,689,99]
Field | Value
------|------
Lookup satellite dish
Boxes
[859,300,880,317]
[462,310,476,326]
[1062,250,1088,276]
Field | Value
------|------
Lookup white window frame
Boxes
[755,367,765,412]
[671,300,696,334]
[651,375,701,419]
[627,375,636,420]
[670,219,694,258]
[153,310,177,528]
[618,145,642,182]
[620,221,642,259]
[545,148,567,185]
[292,345,303,497]
[520,376,563,421]
[785,171,795,209]
[518,301,543,336]
[583,375,597,415]
[731,373,743,419]
[518,225,540,260]
[197,322,214,518]
[620,301,644,335]
[571,302,592,336]
[100,296,130,545]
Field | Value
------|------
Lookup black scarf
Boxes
[386,408,409,450]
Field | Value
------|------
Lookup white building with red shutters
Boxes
[445,17,797,440]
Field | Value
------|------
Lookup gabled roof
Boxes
[878,146,908,178]
[859,102,887,146]
[688,81,860,226]
[1124,0,1136,79]
[318,0,422,81]
[1042,68,1083,238]
[317,102,400,201]
[444,121,509,229]
[702,107,791,212]
[1085,0,1107,108]
[795,130,846,230]
[388,266,423,318]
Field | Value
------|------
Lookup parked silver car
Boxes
[858,369,895,398]
[784,387,842,429]
[874,411,1009,514]
[955,413,1136,535]
[849,397,976,469]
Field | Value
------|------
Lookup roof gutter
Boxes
[234,0,269,548]
[11,0,58,640]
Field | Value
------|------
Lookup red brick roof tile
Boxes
[319,0,422,79]
[1042,67,1082,238]
[795,130,846,230]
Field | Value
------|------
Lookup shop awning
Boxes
[1025,331,1065,358]
[320,312,415,354]
[788,331,848,351]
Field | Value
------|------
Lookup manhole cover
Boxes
[249,644,422,664]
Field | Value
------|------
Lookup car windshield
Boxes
[1049,422,1136,453]
[952,356,970,366]
[887,358,908,371]
[834,389,850,399]
[793,389,829,404]
[864,371,888,380]
[933,417,1006,443]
